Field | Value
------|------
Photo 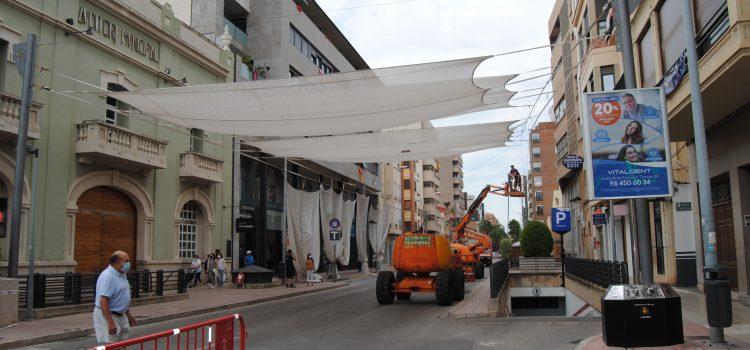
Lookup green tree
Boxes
[519,221,553,257]
[508,219,522,242]
[477,219,494,235]
[499,238,512,259]
[488,224,506,250]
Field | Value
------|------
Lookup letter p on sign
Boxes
[551,208,571,234]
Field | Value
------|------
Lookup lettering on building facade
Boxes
[78,7,159,63]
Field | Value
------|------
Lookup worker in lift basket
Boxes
[508,165,521,191]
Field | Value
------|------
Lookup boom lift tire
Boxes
[396,292,411,301]
[376,271,396,305]
[473,262,485,280]
[435,270,454,306]
[451,269,465,301]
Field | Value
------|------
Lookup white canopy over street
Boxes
[109,56,516,137]
[245,121,514,162]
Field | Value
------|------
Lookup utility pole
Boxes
[8,34,37,277]
[25,146,38,320]
[615,0,653,285]
[680,0,728,343]
[282,158,288,286]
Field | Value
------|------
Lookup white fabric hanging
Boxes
[108,57,516,137]
[355,193,371,273]
[338,197,355,265]
[368,202,391,267]
[319,185,344,262]
[285,184,321,274]
[247,121,514,162]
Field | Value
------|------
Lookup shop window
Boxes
[178,201,201,259]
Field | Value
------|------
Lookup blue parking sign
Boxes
[551,208,571,234]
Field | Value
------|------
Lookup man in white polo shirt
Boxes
[93,251,136,344]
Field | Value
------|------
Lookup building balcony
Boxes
[223,18,249,49]
[76,120,167,172]
[403,190,412,201]
[424,186,437,199]
[0,92,41,140]
[424,170,438,184]
[666,2,750,140]
[180,152,224,183]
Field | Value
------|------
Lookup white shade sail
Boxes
[109,56,516,137]
[245,121,515,162]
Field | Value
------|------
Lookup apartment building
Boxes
[401,159,423,233]
[422,158,443,233]
[627,0,749,296]
[169,0,380,270]
[0,0,234,274]
[528,122,559,223]
[439,155,467,227]
[528,122,561,254]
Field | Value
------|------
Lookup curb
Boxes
[0,283,348,350]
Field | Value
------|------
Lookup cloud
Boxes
[318,0,556,225]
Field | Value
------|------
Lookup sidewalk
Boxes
[0,273,362,350]
[446,277,493,319]
[576,287,750,349]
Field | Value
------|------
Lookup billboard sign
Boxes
[581,88,673,200]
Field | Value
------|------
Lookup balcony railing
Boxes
[180,152,224,183]
[224,18,249,48]
[0,92,41,139]
[76,120,168,171]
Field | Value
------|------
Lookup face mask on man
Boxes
[121,261,131,273]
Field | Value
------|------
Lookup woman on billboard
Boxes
[616,145,642,163]
[620,121,645,145]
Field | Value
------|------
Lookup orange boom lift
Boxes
[376,173,524,306]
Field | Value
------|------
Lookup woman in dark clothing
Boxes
[285,249,297,288]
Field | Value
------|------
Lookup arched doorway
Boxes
[74,186,137,272]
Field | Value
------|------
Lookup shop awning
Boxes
[109,56,516,137]
[244,121,514,162]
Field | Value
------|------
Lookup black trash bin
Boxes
[705,279,732,327]
[602,284,684,347]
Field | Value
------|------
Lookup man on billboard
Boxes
[621,93,660,122]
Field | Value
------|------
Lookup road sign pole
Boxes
[8,34,37,277]
[282,158,287,286]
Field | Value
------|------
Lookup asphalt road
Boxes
[18,277,600,350]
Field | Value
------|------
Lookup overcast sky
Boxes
[318,0,557,227]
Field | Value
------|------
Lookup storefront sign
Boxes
[675,202,691,211]
[593,213,607,226]
[235,217,254,232]
[562,154,584,170]
[582,88,673,200]
[78,6,160,63]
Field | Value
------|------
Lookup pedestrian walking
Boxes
[190,254,202,287]
[305,253,315,287]
[206,253,216,288]
[93,251,135,344]
[244,250,255,267]
[285,249,296,288]
[216,253,227,287]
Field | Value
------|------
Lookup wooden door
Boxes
[712,176,737,289]
[74,187,137,272]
